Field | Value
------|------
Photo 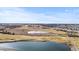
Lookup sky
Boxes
[0,7,79,23]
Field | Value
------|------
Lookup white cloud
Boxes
[0,7,79,24]
[0,8,59,23]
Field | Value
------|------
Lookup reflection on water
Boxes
[0,41,71,51]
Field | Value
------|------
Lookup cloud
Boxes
[0,7,79,23]
[0,7,59,23]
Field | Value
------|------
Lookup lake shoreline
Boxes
[0,41,71,51]
[0,39,66,44]
[0,39,71,51]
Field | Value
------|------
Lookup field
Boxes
[0,32,67,43]
[0,24,79,50]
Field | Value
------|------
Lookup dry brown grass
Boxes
[14,26,67,35]
[0,34,67,43]
[0,26,68,43]
[39,28,67,35]
[70,37,79,49]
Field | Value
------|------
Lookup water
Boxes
[0,41,71,51]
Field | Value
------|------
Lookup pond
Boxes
[0,41,71,51]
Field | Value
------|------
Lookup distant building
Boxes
[27,24,48,29]
[67,30,79,37]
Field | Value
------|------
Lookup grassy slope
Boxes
[0,34,67,43]
[0,27,68,43]
[1,26,79,49]
[70,37,79,49]
[0,27,79,50]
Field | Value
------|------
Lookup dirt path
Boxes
[67,37,79,51]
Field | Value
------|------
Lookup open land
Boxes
[0,24,79,50]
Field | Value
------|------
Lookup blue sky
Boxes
[0,7,79,23]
